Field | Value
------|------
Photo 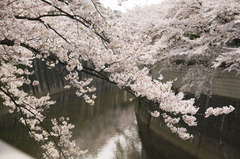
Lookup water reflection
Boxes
[81,123,141,159]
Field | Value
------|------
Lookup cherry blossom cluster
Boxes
[205,105,235,118]
[119,0,238,139]
[120,0,240,97]
[42,117,88,158]
[0,0,112,157]
[150,110,160,118]
[162,113,193,140]
[64,72,96,105]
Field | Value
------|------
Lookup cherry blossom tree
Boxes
[0,0,236,158]
[121,0,240,96]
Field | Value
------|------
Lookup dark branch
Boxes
[14,14,66,21]
[45,23,70,44]
[40,0,110,43]
[90,0,105,20]
[15,15,70,44]
[0,38,15,46]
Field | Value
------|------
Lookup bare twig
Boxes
[90,0,105,20]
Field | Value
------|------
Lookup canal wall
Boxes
[24,59,66,96]
[24,59,104,96]
[155,66,240,99]
[135,99,240,159]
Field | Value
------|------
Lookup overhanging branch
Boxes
[0,86,67,159]
[40,0,110,43]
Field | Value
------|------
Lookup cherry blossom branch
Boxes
[0,86,67,159]
[40,0,110,43]
[14,14,67,20]
[80,66,162,113]
[90,0,105,20]
[0,39,15,46]
[18,103,41,153]
[1,87,41,153]
[14,15,70,44]
[0,39,193,123]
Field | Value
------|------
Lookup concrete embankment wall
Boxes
[156,66,240,99]
[24,59,66,96]
[135,100,240,159]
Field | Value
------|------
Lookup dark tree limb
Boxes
[40,0,110,43]
[14,15,70,44]
[0,38,15,46]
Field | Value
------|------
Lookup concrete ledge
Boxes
[0,140,33,159]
